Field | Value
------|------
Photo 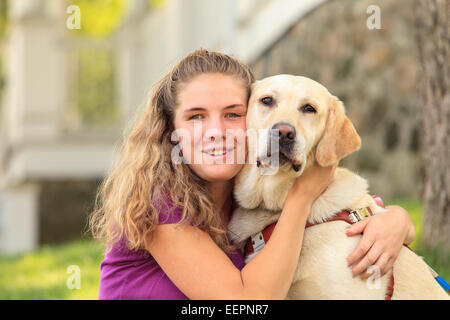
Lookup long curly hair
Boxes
[89,49,255,253]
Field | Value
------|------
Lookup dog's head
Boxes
[247,75,361,174]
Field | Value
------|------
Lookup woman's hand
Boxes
[345,205,416,279]
[288,162,337,205]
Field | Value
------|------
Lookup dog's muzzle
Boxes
[272,122,296,148]
[256,123,302,172]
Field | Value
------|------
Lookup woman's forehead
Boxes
[177,74,248,110]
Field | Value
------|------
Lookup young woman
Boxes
[90,49,416,300]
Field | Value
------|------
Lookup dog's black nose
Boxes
[272,122,296,145]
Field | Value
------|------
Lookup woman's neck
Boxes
[206,180,233,225]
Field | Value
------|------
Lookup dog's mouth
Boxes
[256,151,302,172]
[279,152,303,172]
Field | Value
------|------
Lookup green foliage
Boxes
[66,0,167,38]
[68,0,130,37]
[149,0,166,8]
[69,47,120,126]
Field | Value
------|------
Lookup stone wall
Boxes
[251,0,422,201]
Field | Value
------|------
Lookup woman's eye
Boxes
[301,104,316,113]
[226,113,240,118]
[188,114,203,120]
[260,96,274,107]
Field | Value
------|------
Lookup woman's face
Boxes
[173,73,248,182]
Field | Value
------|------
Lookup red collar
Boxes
[243,195,394,299]
[245,205,378,256]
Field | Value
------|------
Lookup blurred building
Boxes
[0,0,422,254]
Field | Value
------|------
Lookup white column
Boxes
[0,184,39,254]
[0,0,65,254]
[7,0,65,144]
[116,0,152,120]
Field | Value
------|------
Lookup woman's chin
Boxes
[191,163,243,182]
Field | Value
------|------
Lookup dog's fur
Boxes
[228,75,449,299]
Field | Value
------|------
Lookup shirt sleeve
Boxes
[153,192,185,225]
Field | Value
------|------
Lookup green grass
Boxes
[390,198,450,282]
[0,198,447,299]
[0,239,104,299]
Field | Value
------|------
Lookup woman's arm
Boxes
[146,163,336,300]
[346,204,416,279]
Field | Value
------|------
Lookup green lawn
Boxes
[0,239,104,299]
[390,199,450,282]
[0,198,448,299]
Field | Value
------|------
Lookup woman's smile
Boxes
[202,146,236,161]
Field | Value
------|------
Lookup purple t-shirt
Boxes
[98,197,244,300]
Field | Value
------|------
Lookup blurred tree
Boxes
[68,0,130,37]
[415,0,449,255]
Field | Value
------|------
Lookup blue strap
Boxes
[435,276,450,293]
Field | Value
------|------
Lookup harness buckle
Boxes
[250,232,266,253]
[348,207,372,223]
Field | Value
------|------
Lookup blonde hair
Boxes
[89,49,255,253]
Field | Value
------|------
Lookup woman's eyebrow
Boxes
[183,107,206,113]
[224,104,245,109]
[183,104,244,113]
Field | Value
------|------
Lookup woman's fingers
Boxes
[359,252,392,280]
[345,217,370,236]
[350,240,383,277]
[346,229,375,267]
[382,256,395,277]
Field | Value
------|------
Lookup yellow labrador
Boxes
[228,75,449,299]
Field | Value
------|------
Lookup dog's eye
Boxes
[260,96,274,107]
[301,104,316,113]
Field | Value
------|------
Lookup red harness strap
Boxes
[244,195,394,300]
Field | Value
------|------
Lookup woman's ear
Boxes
[315,96,361,167]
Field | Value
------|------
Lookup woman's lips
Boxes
[202,148,235,160]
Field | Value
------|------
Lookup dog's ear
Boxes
[315,96,361,167]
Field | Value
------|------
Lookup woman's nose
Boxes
[203,118,226,142]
